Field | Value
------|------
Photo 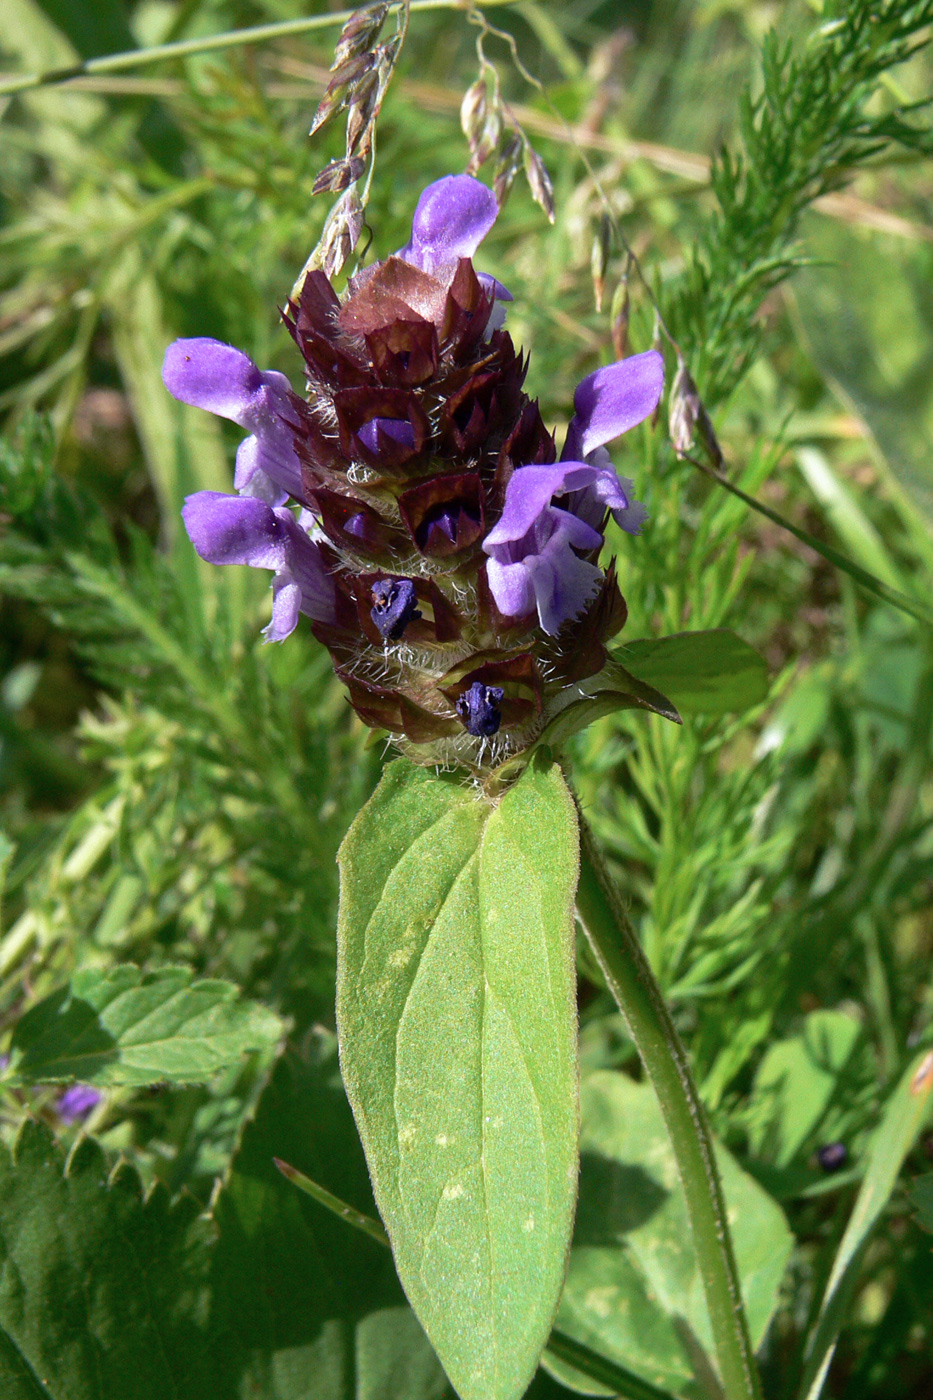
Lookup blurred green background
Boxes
[1,2,932,1398]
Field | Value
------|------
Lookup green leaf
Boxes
[747,1010,866,1169]
[337,757,580,1400]
[0,1119,216,1400]
[486,668,680,796]
[543,1071,793,1399]
[9,964,283,1086]
[799,1049,933,1400]
[615,631,769,716]
[909,1173,933,1234]
[210,1042,448,1400]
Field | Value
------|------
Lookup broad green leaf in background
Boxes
[0,1120,216,1400]
[746,1010,866,1170]
[337,757,580,1400]
[799,1049,933,1400]
[544,1072,793,1399]
[615,631,769,717]
[210,1042,448,1400]
[8,965,283,1086]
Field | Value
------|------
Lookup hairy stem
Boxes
[575,815,762,1400]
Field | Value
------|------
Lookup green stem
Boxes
[0,0,520,98]
[575,816,762,1400]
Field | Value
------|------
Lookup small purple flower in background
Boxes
[162,172,664,767]
[55,1084,102,1125]
[817,1141,848,1173]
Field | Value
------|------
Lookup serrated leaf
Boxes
[544,1072,793,1398]
[9,964,283,1086]
[0,1119,215,1400]
[337,757,580,1400]
[615,630,769,716]
[210,1044,447,1400]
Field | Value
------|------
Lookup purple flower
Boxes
[563,351,665,462]
[456,682,504,738]
[483,351,664,634]
[56,1084,102,1125]
[397,174,513,313]
[817,1142,848,1173]
[398,174,499,277]
[371,577,422,641]
[163,339,304,506]
[182,492,337,641]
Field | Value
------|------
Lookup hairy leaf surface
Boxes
[337,758,580,1400]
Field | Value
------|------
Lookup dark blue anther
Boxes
[370,577,422,641]
[817,1142,848,1173]
[456,682,504,737]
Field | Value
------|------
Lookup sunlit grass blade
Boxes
[0,0,522,97]
[688,454,933,629]
[273,1157,391,1247]
[798,1048,933,1400]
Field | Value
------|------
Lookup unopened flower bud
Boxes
[610,274,630,359]
[313,157,366,196]
[523,143,555,223]
[461,76,488,153]
[493,131,524,207]
[669,357,700,456]
[591,213,613,313]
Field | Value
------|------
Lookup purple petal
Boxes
[484,462,626,547]
[398,175,499,275]
[56,1085,102,1125]
[485,512,603,634]
[164,339,304,503]
[267,577,302,643]
[356,417,417,453]
[563,349,664,460]
[477,272,513,303]
[163,338,264,420]
[182,492,336,634]
[182,492,285,569]
[525,527,603,634]
[485,555,536,619]
[233,436,293,506]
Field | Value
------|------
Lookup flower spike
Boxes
[163,175,663,767]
